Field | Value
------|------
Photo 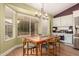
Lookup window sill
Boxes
[17,35,30,38]
[5,37,15,41]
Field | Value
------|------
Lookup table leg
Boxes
[23,48,25,56]
[40,44,42,56]
[36,44,38,56]
[31,49,32,55]
[59,43,60,56]
[27,42,29,56]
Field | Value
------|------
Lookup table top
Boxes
[25,36,49,43]
[22,35,59,43]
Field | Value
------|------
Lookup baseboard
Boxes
[62,42,74,48]
[0,44,22,56]
[65,43,74,47]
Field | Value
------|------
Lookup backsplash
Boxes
[57,27,69,30]
[52,26,73,34]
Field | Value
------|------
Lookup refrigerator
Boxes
[73,17,79,49]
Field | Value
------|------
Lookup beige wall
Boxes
[0,4,22,55]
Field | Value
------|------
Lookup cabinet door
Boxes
[65,34,73,44]
[53,17,61,26]
[73,10,79,17]
[60,15,73,26]
[60,16,67,26]
[66,15,73,26]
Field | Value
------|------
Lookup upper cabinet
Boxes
[61,15,73,26]
[73,10,79,34]
[53,14,73,27]
[53,17,61,26]
[73,10,79,17]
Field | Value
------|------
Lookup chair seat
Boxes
[42,44,57,49]
[24,43,36,49]
[42,44,48,49]
[49,45,56,49]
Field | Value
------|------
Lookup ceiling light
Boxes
[35,3,48,20]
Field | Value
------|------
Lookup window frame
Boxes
[16,13,39,37]
[4,5,16,41]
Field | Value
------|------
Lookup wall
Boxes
[0,4,22,55]
[0,3,52,55]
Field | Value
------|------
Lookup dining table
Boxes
[22,35,60,56]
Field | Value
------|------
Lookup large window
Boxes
[17,13,39,36]
[5,6,15,40]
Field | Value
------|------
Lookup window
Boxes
[31,18,38,34]
[17,13,39,36]
[5,6,15,40]
[17,14,30,35]
[18,20,30,35]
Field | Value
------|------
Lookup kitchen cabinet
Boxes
[53,17,61,26]
[52,33,73,44]
[73,10,79,34]
[60,15,73,26]
[64,34,73,44]
[73,10,79,17]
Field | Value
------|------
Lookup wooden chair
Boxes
[48,36,60,56]
[45,36,60,56]
[22,38,36,56]
[54,36,60,55]
[46,37,56,56]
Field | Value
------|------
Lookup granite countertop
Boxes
[53,31,73,34]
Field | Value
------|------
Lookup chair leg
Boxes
[55,43,57,56]
[52,43,54,56]
[53,43,57,56]
[47,45,50,56]
[36,44,38,56]
[53,45,54,55]
[27,48,29,56]
[23,48,26,56]
[59,43,60,56]
[31,49,32,55]
[33,48,35,53]
[40,44,42,56]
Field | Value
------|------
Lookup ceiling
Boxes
[27,3,77,16]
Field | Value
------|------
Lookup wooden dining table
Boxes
[22,35,60,56]
[24,35,50,55]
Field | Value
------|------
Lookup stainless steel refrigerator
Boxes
[73,17,79,49]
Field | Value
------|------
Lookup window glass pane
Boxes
[17,14,29,35]
[31,22,35,34]
[5,19,13,39]
[31,18,39,35]
[17,13,39,36]
[5,6,14,39]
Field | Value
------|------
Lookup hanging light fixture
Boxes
[35,3,48,19]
